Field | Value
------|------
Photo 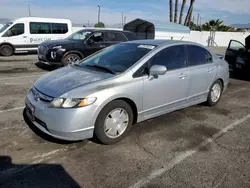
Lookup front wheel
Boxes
[62,54,81,66]
[207,80,223,106]
[0,44,14,56]
[94,100,134,145]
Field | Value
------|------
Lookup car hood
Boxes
[41,39,77,47]
[34,66,113,97]
[245,35,250,50]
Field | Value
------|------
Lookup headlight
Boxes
[49,97,97,108]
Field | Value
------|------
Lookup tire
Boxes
[94,100,134,145]
[207,80,223,106]
[0,44,14,56]
[62,54,81,66]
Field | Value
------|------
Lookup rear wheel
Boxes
[94,100,134,145]
[207,80,223,106]
[0,44,14,56]
[62,54,81,66]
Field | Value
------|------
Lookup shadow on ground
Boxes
[0,156,80,188]
[35,62,59,71]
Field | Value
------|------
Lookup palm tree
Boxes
[202,19,223,31]
[169,0,173,22]
[174,0,178,23]
[179,0,186,24]
[184,0,195,26]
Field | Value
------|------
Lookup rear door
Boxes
[186,45,216,103]
[225,40,247,71]
[104,31,127,46]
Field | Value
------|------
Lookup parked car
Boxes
[37,29,137,66]
[0,17,72,56]
[24,40,229,144]
[225,35,250,75]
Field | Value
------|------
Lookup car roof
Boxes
[125,39,200,46]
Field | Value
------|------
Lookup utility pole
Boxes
[88,20,90,27]
[28,5,31,16]
[124,16,126,25]
[192,16,195,24]
[199,17,202,27]
[122,12,124,27]
[197,13,200,26]
[97,5,101,24]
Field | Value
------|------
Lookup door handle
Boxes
[23,36,27,38]
[100,45,106,48]
[178,73,187,79]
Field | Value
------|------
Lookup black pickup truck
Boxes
[37,29,137,66]
[225,35,250,75]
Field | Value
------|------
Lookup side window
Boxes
[89,32,104,43]
[228,40,245,51]
[106,32,127,42]
[124,32,137,41]
[150,45,186,70]
[2,23,24,37]
[187,45,213,66]
[30,22,51,34]
[51,23,68,34]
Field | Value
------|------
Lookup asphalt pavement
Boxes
[0,49,250,188]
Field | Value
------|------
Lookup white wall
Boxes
[188,31,249,47]
[71,26,249,47]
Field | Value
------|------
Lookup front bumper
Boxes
[25,90,97,141]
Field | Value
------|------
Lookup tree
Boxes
[169,0,173,22]
[174,0,178,23]
[201,19,233,31]
[179,0,186,24]
[94,22,105,28]
[184,0,195,26]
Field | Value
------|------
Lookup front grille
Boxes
[32,87,54,102]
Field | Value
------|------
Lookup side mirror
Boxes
[87,38,94,45]
[149,65,167,76]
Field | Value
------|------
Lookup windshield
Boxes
[78,43,156,73]
[0,22,12,33]
[67,30,92,40]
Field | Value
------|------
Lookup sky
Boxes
[0,0,250,26]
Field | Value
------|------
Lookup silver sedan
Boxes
[24,40,229,144]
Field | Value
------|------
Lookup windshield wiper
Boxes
[85,65,116,74]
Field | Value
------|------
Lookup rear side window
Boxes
[30,22,51,34]
[51,23,68,34]
[106,32,127,42]
[150,45,186,70]
[2,23,24,37]
[123,32,137,40]
[187,45,213,66]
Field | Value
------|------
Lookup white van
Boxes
[0,17,72,56]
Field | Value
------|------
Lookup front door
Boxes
[84,31,107,57]
[225,40,247,72]
[1,23,29,52]
[186,45,216,103]
[142,45,190,119]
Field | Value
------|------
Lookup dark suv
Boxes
[37,29,137,66]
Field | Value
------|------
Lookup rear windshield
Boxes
[78,43,156,73]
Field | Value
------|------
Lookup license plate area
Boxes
[26,99,35,121]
